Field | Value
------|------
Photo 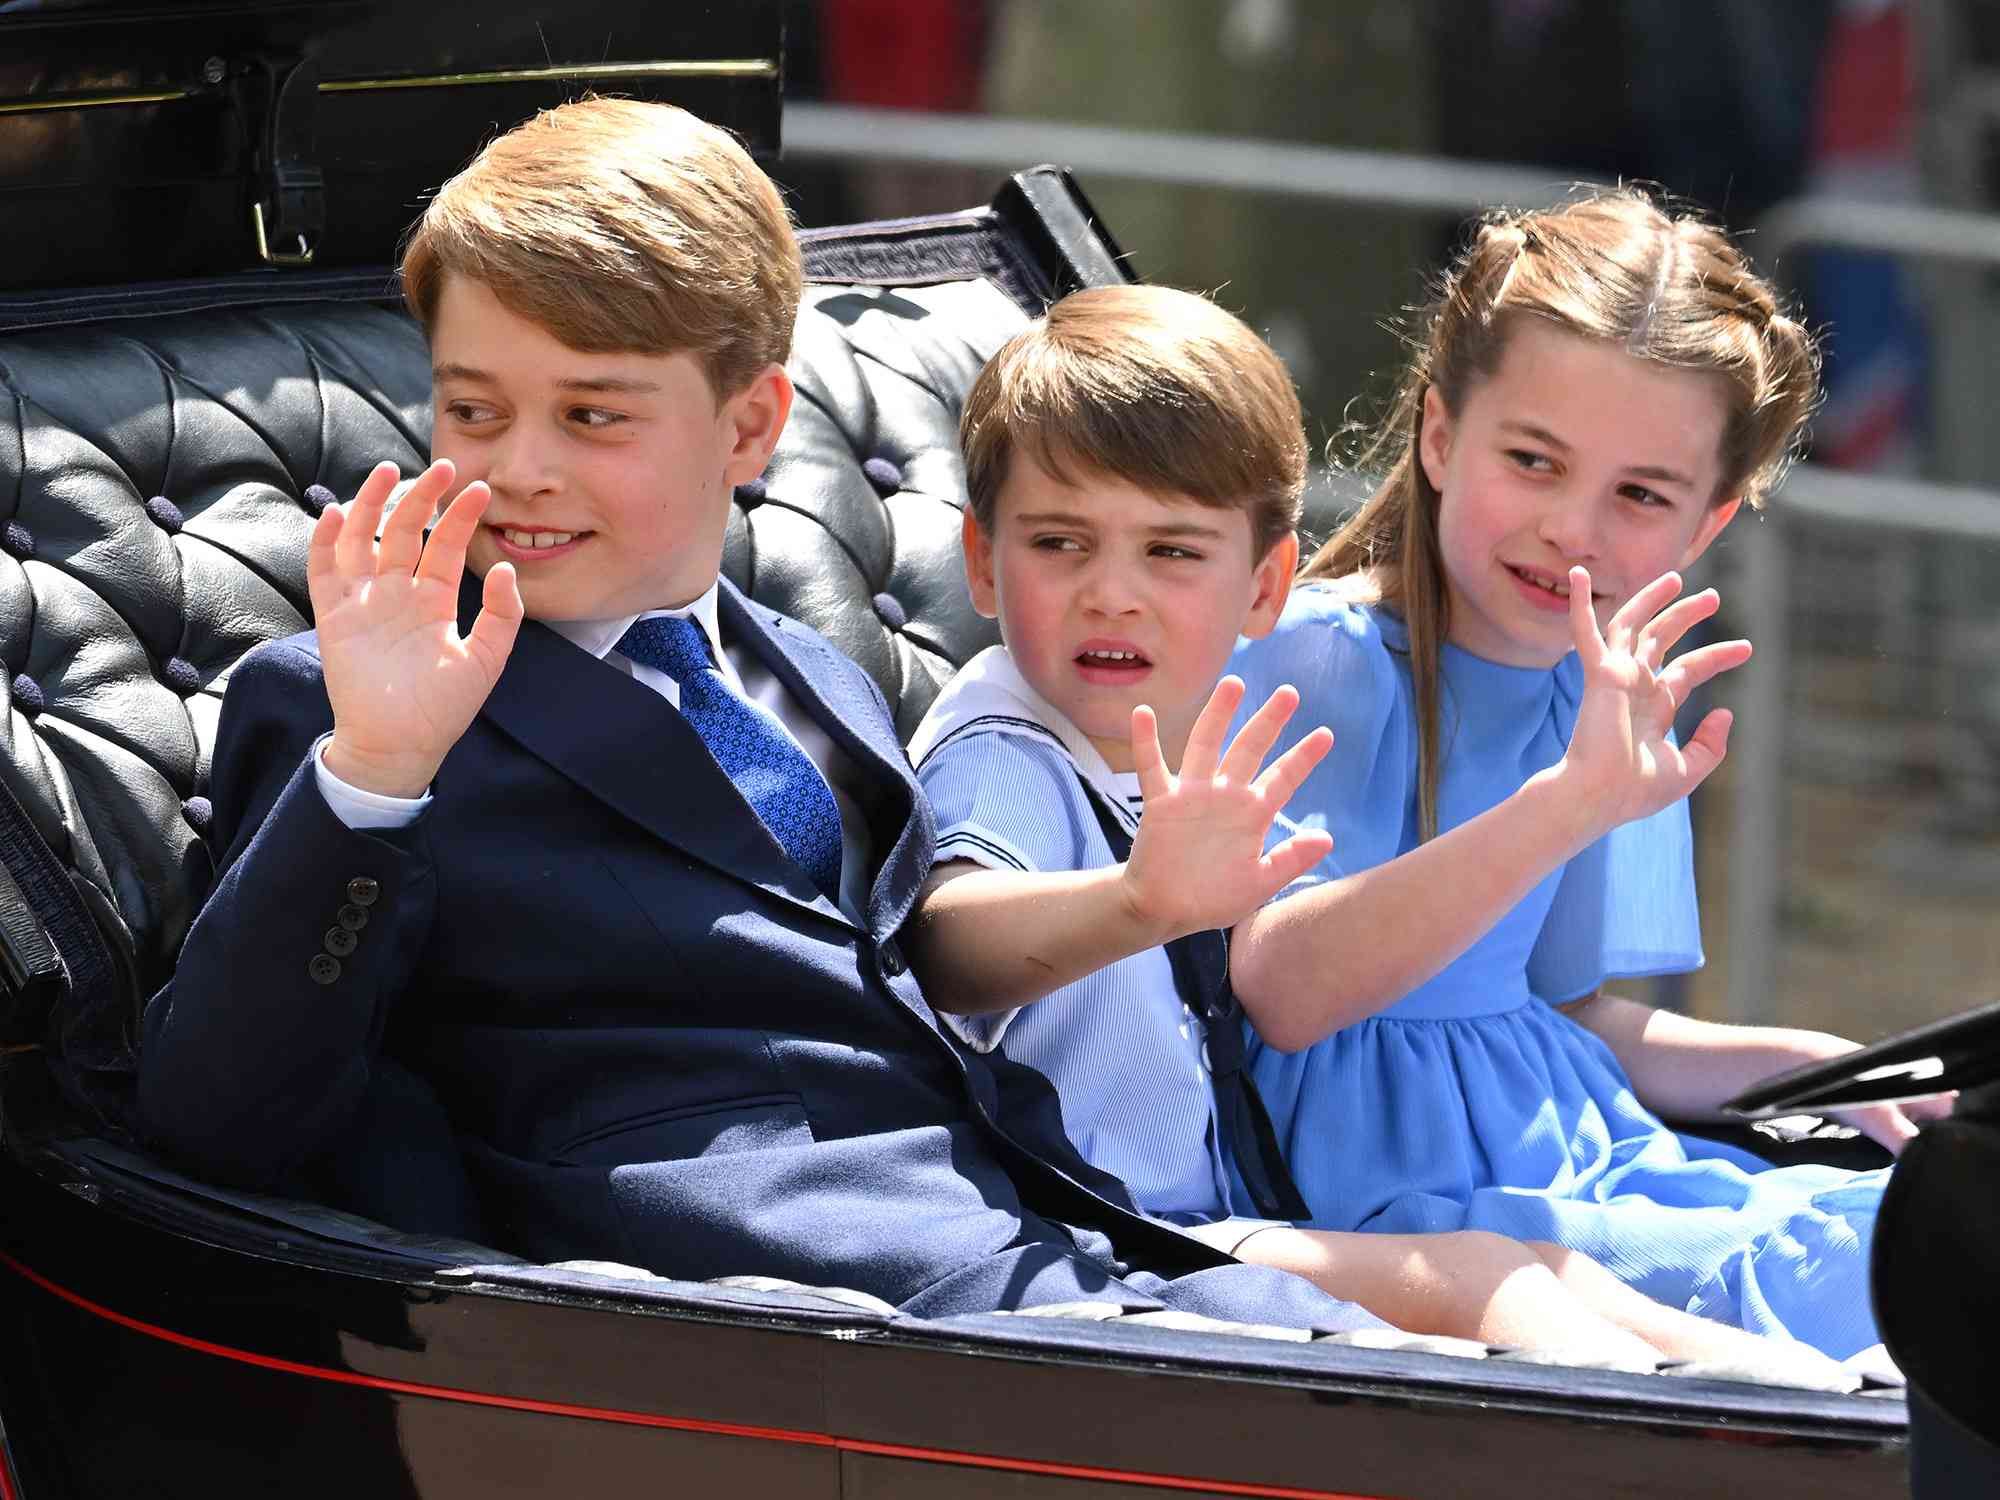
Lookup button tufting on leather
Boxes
[3,521,33,560]
[9,673,43,717]
[180,797,212,834]
[734,476,768,508]
[161,657,201,696]
[144,496,185,533]
[862,457,903,496]
[302,484,337,517]
[871,592,908,631]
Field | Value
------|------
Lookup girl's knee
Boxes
[1522,1240,1619,1288]
[1429,1230,1548,1286]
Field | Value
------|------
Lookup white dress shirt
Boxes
[313,580,876,924]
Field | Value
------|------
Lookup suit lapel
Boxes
[714,580,929,937]
[468,579,849,928]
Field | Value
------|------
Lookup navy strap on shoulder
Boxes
[1079,785,1310,1224]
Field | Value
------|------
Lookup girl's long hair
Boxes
[1302,188,1821,841]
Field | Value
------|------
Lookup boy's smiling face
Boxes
[965,456,1296,772]
[428,274,790,621]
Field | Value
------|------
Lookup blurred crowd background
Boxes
[773,0,2000,1044]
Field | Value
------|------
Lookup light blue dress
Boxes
[1227,586,1889,1358]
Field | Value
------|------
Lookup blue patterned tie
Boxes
[617,615,844,897]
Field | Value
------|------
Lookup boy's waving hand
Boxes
[313,459,525,799]
[1124,677,1334,941]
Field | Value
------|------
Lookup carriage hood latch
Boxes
[232,55,323,268]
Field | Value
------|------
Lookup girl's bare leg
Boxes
[1523,1240,1847,1376]
[1234,1227,1663,1364]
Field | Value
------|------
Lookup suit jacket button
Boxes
[324,927,358,958]
[336,903,370,932]
[346,877,380,907]
[308,954,342,985]
[880,939,906,978]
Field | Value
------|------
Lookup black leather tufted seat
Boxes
[0,302,434,1020]
[726,277,1025,739]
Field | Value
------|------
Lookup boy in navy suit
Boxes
[137,96,1386,1329]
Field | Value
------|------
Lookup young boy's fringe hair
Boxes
[401,96,802,399]
[1303,186,1822,842]
[961,284,1308,559]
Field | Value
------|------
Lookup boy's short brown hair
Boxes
[401,96,801,398]
[960,284,1307,558]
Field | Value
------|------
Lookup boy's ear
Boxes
[1240,529,1299,640]
[1680,496,1743,569]
[1418,385,1452,493]
[719,363,794,486]
[961,506,1000,619]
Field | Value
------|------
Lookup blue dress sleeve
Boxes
[1527,780,1705,1002]
[1228,589,1416,886]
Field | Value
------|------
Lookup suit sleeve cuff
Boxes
[313,733,433,829]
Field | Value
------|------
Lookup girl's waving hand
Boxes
[1562,567,1751,828]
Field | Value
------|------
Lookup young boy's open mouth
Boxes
[1074,640,1153,683]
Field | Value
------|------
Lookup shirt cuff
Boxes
[312,733,432,829]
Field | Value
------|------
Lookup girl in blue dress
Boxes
[1226,190,1944,1361]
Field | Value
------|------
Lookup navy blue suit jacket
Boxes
[139,578,1381,1325]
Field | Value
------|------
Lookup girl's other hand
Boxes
[1830,1093,1956,1157]
[1777,1029,1958,1157]
[1560,566,1751,834]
